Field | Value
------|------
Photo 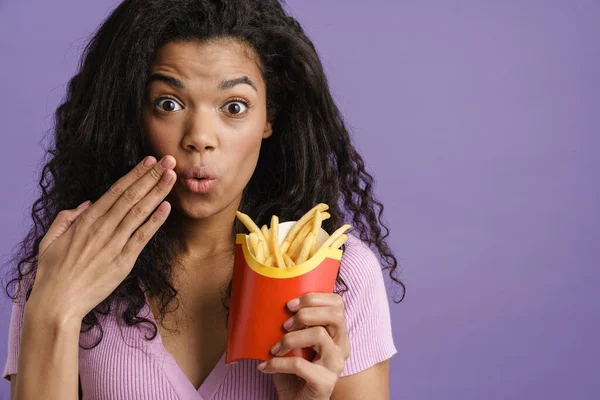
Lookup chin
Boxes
[179,203,219,220]
[168,187,217,219]
[183,199,219,219]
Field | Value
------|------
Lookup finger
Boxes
[53,201,92,236]
[272,326,340,362]
[287,292,345,311]
[117,201,171,268]
[93,156,175,235]
[284,306,350,359]
[110,166,177,249]
[259,355,341,386]
[40,200,92,255]
[77,156,159,224]
[283,305,347,337]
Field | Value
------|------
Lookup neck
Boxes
[170,193,243,266]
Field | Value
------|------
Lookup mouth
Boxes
[178,175,218,194]
[179,166,219,181]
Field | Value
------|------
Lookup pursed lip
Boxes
[178,166,219,181]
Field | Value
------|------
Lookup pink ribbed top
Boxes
[3,233,396,399]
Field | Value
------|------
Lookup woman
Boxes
[3,0,405,398]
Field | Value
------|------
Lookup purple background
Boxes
[1,1,599,398]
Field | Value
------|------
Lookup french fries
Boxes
[261,225,271,248]
[271,215,286,268]
[309,211,323,257]
[235,205,350,268]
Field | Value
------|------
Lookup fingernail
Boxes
[257,362,267,371]
[161,156,173,168]
[271,342,281,355]
[77,200,91,209]
[162,170,174,182]
[283,317,294,330]
[287,298,300,310]
[143,156,156,167]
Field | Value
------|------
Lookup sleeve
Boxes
[335,234,397,377]
[2,276,32,381]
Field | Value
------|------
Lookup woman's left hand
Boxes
[258,292,351,400]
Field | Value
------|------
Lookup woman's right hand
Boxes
[27,155,177,323]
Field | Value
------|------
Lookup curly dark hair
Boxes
[3,0,405,350]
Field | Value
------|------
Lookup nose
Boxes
[182,109,218,152]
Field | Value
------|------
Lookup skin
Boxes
[142,38,390,399]
[10,38,390,400]
[141,38,275,389]
[143,38,273,262]
[261,293,391,400]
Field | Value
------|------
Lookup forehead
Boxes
[150,39,265,90]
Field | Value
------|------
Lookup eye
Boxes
[222,100,249,116]
[154,97,183,112]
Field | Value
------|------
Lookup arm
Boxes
[8,155,176,399]
[330,235,397,399]
[257,236,398,399]
[10,371,84,399]
[331,359,390,400]
[13,300,81,400]
[10,375,16,400]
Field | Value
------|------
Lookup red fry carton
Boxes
[226,221,343,364]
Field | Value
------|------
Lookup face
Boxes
[143,39,272,220]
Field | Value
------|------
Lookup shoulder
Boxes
[334,233,389,316]
[336,233,385,291]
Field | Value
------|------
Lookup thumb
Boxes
[39,200,91,256]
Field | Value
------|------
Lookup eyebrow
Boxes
[218,76,258,93]
[147,73,185,89]
[146,73,258,93]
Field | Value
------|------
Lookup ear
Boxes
[262,121,273,139]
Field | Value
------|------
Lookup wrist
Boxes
[24,295,83,332]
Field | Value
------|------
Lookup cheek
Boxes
[143,117,180,156]
[222,126,264,183]
[230,125,263,162]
